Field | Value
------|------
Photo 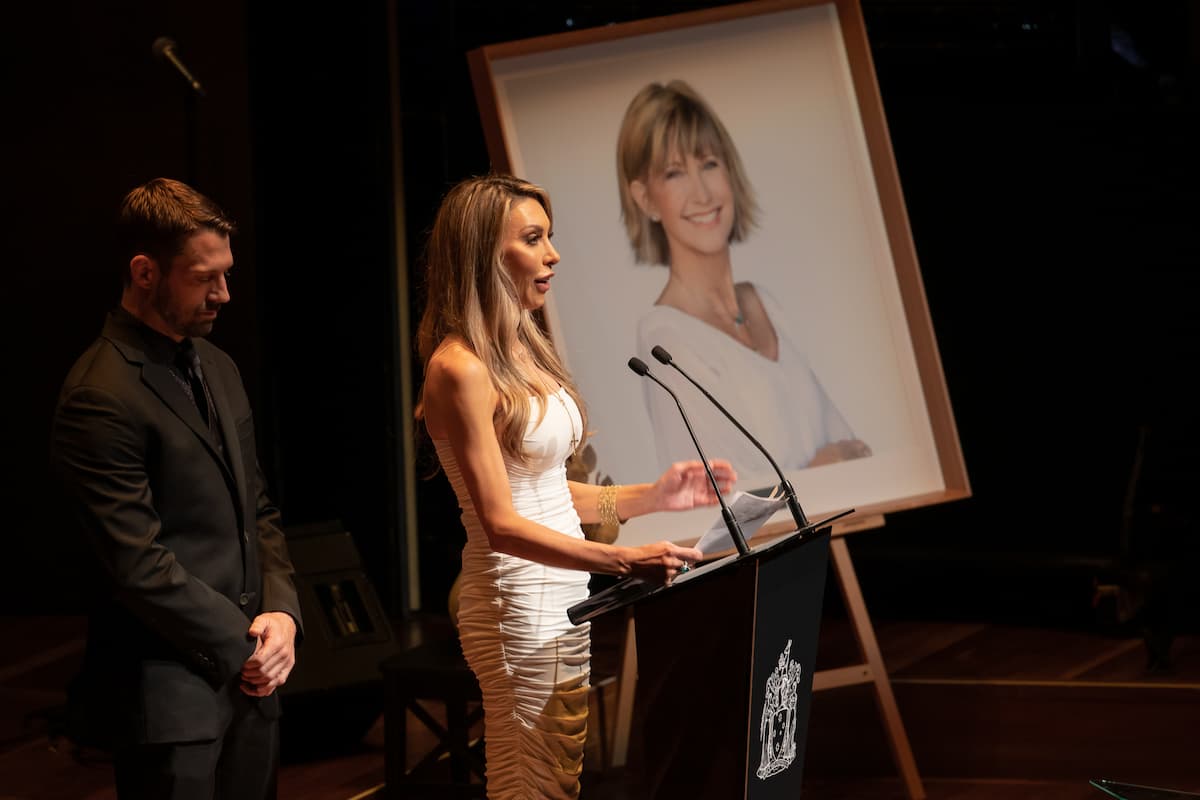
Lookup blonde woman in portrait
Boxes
[416,173,735,799]
[617,79,871,476]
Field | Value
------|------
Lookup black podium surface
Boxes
[569,520,835,800]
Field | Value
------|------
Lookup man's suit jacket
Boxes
[51,310,302,747]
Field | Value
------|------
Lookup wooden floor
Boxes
[2,611,1199,799]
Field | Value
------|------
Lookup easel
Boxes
[606,513,926,800]
[467,8,968,794]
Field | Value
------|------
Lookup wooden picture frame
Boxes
[468,0,969,545]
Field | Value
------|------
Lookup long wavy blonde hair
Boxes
[416,174,587,462]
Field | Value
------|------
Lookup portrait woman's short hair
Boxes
[616,80,759,265]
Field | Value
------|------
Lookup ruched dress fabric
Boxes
[433,388,592,799]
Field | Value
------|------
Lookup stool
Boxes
[382,634,485,798]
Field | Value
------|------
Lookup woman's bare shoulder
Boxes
[426,338,491,395]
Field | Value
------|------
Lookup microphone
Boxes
[628,357,749,556]
[152,37,206,97]
[650,345,811,532]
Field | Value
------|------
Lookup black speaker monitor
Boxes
[280,520,400,761]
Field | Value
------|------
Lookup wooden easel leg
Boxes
[610,610,638,768]
[830,537,925,800]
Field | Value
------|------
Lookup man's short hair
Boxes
[117,178,236,284]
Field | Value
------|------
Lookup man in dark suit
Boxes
[51,178,302,799]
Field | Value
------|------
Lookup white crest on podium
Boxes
[756,639,803,780]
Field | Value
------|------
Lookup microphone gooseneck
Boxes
[650,345,810,530]
[627,357,749,556]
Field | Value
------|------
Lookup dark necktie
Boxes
[175,341,218,432]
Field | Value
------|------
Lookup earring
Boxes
[649,213,660,223]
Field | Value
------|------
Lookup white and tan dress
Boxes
[433,388,592,799]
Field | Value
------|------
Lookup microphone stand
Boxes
[152,36,205,186]
[650,345,811,533]
[184,91,198,187]
[628,358,749,556]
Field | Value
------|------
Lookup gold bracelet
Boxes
[598,484,622,529]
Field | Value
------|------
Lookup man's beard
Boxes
[154,282,213,338]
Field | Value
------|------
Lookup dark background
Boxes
[4,1,1197,640]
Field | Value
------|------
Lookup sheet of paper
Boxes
[695,490,790,556]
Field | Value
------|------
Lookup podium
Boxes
[569,521,833,799]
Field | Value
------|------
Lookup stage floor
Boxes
[2,611,1198,799]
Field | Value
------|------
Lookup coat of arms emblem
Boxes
[756,639,803,779]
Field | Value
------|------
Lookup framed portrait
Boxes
[469,0,970,546]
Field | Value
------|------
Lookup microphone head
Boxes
[651,345,673,365]
[627,357,650,376]
[152,36,177,59]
